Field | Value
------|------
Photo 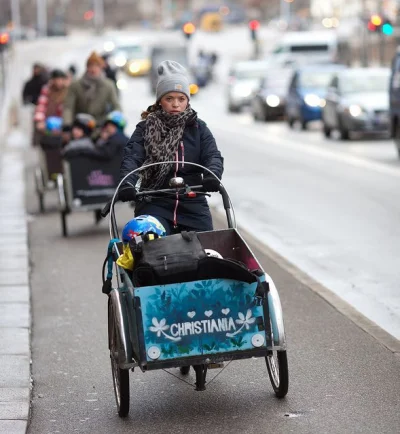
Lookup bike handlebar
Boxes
[100,184,212,218]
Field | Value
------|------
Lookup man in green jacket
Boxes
[62,51,121,130]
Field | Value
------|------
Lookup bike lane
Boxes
[24,147,400,433]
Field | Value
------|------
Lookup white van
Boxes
[269,31,339,66]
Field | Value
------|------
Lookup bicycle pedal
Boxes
[208,362,224,369]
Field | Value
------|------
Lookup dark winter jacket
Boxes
[120,118,224,231]
[95,131,128,161]
[62,131,128,161]
[22,74,48,105]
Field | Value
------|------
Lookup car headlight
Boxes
[319,98,326,108]
[348,104,363,117]
[129,62,141,73]
[116,79,127,90]
[233,85,252,98]
[114,55,127,68]
[266,95,280,107]
[304,93,321,107]
[103,41,115,52]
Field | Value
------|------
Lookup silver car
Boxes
[322,67,391,140]
[226,60,270,112]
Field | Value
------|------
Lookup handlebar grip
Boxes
[101,200,112,218]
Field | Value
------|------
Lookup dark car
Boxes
[286,64,347,130]
[389,47,400,158]
[251,68,293,121]
[322,67,390,140]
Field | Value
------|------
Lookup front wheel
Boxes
[266,349,289,398]
[109,298,130,417]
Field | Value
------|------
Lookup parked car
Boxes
[389,47,400,158]
[286,64,347,129]
[226,60,270,112]
[323,67,391,140]
[251,68,293,121]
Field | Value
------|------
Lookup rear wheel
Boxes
[61,211,68,238]
[266,348,289,398]
[35,168,45,213]
[108,298,130,417]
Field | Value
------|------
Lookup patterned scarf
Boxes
[141,106,196,189]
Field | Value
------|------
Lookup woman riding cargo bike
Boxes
[118,60,223,233]
[102,60,289,417]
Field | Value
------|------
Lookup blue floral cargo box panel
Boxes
[135,278,267,362]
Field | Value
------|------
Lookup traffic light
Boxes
[382,19,394,36]
[182,22,196,40]
[367,14,382,32]
[0,32,9,52]
[248,20,260,41]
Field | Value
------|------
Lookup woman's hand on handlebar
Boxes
[118,184,137,202]
[202,175,220,192]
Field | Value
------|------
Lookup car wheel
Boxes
[228,104,239,113]
[323,123,331,138]
[394,121,400,160]
[338,115,350,140]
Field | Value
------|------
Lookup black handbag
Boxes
[131,231,206,287]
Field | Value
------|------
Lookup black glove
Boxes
[202,175,220,192]
[117,184,137,202]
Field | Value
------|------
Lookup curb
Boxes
[213,209,400,354]
[0,47,31,434]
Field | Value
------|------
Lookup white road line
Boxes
[211,122,400,178]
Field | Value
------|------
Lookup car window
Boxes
[340,73,390,94]
[299,71,337,89]
[235,68,268,80]
[290,44,329,53]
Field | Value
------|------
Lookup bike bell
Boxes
[205,249,223,259]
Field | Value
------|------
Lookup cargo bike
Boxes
[102,162,289,417]
[56,155,121,237]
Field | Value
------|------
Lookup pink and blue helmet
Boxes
[122,215,166,243]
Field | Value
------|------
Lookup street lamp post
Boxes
[37,0,48,38]
[280,0,292,26]
[11,0,21,35]
[94,0,104,34]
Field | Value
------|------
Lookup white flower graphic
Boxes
[236,309,256,330]
[149,317,181,342]
[149,318,169,337]
[226,309,256,338]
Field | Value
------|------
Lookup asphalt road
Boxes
[10,28,400,433]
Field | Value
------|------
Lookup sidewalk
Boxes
[0,43,31,433]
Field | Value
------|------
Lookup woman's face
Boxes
[160,92,188,114]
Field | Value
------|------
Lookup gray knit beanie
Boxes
[156,60,190,102]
